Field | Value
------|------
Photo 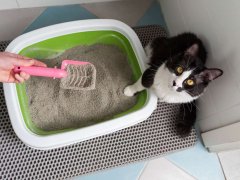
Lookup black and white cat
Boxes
[124,32,223,136]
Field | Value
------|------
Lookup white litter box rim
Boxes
[3,19,158,150]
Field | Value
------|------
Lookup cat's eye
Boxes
[176,66,183,75]
[186,79,194,86]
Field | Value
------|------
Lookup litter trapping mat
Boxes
[0,26,197,180]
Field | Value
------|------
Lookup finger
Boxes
[5,53,35,67]
[15,74,25,83]
[20,72,30,80]
[13,58,46,67]
[0,52,47,69]
[32,59,47,67]
[0,70,18,83]
[4,52,44,65]
[3,52,32,60]
[12,58,35,67]
[9,70,19,83]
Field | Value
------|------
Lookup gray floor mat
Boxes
[0,26,197,180]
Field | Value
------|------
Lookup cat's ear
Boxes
[200,68,223,82]
[186,44,199,56]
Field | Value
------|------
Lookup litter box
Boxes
[3,19,158,150]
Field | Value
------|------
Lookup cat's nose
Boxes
[173,81,176,86]
[176,87,182,92]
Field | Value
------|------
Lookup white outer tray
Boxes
[3,19,158,150]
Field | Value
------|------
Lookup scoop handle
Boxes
[13,66,67,78]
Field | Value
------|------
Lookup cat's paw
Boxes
[176,123,192,137]
[124,86,135,97]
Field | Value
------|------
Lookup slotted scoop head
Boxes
[60,63,96,90]
[13,60,96,91]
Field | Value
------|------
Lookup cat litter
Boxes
[26,44,137,130]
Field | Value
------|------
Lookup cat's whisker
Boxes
[186,91,194,97]
[190,102,193,112]
[148,68,158,72]
[198,86,207,103]
[188,92,200,107]
[186,55,191,69]
[190,102,194,112]
[191,101,200,111]
[186,103,192,112]
[151,64,160,68]
[189,102,194,113]
[182,103,186,119]
[195,84,206,103]
[198,95,206,103]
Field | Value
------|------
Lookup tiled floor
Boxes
[73,162,146,180]
[1,0,235,179]
[166,141,225,180]
[81,0,153,26]
[219,149,240,180]
[139,158,195,180]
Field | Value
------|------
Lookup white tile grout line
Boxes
[217,153,227,180]
[22,7,46,33]
[164,158,198,180]
[133,142,198,180]
[133,0,154,26]
[137,158,197,180]
[137,161,149,180]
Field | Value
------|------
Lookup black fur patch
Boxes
[142,33,207,137]
[142,33,207,88]
[176,102,197,137]
[141,32,223,137]
[142,67,157,88]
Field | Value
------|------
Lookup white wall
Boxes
[159,0,240,132]
[0,0,119,10]
[0,8,45,41]
[0,0,121,41]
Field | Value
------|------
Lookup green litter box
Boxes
[3,19,157,150]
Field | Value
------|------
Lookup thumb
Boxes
[12,59,35,67]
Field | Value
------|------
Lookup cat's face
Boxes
[165,44,223,99]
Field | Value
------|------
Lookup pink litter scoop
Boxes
[13,60,96,90]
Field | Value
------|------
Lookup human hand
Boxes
[0,52,47,83]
